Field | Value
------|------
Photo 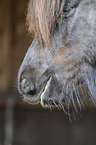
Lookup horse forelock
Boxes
[26,0,65,46]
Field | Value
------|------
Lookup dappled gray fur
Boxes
[18,0,96,117]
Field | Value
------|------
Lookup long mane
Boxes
[26,0,65,46]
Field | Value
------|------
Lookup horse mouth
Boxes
[40,76,52,105]
[24,76,52,105]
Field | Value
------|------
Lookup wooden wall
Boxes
[0,0,12,91]
[0,0,32,93]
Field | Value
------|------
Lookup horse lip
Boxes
[24,76,52,104]
[40,76,52,105]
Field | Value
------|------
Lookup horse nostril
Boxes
[27,89,37,96]
[21,78,31,94]
[20,78,37,96]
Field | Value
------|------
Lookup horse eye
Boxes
[63,7,76,17]
[63,0,80,18]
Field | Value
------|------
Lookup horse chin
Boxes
[40,75,64,107]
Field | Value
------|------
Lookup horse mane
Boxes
[26,0,65,46]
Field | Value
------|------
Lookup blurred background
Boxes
[0,0,96,145]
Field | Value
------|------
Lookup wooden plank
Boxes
[0,0,12,91]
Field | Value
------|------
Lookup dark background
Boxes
[0,0,96,145]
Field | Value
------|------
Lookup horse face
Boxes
[18,0,96,113]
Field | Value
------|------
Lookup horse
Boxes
[18,0,96,116]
